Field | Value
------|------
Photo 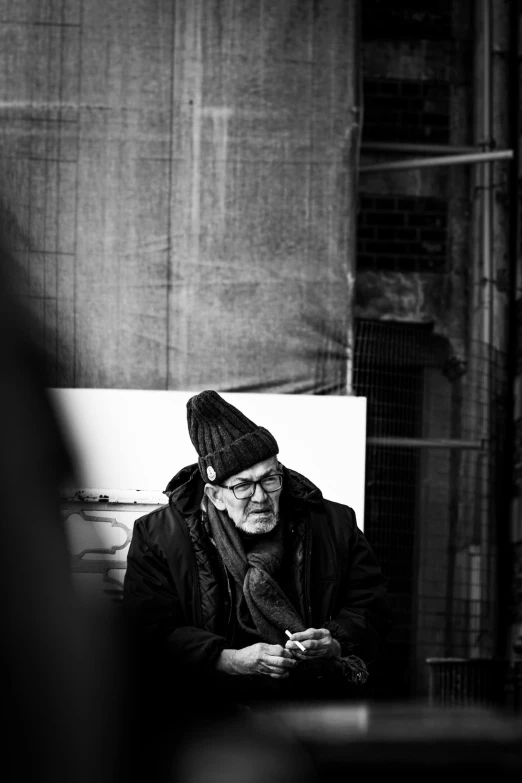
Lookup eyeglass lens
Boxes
[233,474,282,499]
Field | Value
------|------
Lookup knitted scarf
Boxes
[206,501,305,646]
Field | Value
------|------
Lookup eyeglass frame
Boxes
[216,471,284,500]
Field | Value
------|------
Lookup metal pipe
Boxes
[498,0,520,662]
[366,437,484,450]
[344,0,361,397]
[509,0,522,660]
[481,0,493,348]
[361,142,478,155]
[360,148,512,173]
[478,0,493,660]
[467,0,494,661]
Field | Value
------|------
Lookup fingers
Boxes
[265,658,292,669]
[254,644,299,678]
[285,634,333,659]
[285,649,307,662]
[264,651,297,668]
[282,645,300,661]
[263,651,298,675]
[285,642,311,660]
[261,659,294,678]
[288,628,328,642]
[265,644,286,656]
[285,628,332,658]
[285,639,320,653]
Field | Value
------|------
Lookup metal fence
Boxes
[352,318,508,701]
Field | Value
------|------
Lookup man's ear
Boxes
[204,483,226,511]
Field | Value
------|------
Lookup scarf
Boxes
[206,501,305,646]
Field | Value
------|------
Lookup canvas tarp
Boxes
[0,0,359,394]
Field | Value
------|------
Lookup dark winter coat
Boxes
[123,463,391,683]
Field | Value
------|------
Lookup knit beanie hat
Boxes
[186,390,279,484]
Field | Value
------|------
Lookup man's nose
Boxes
[251,481,268,502]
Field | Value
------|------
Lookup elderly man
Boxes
[123,390,391,704]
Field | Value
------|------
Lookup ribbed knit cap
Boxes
[186,390,279,484]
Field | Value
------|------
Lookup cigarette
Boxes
[285,629,306,652]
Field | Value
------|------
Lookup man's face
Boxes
[208,456,282,535]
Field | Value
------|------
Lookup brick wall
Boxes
[362,0,453,41]
[357,195,448,273]
[363,78,450,144]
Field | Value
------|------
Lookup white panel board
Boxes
[49,389,367,529]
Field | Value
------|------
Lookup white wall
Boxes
[50,389,367,528]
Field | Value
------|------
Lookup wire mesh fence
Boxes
[352,318,508,701]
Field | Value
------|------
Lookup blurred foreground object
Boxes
[256,702,522,778]
[0,209,126,782]
[171,709,319,783]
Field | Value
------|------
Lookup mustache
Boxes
[246,501,273,513]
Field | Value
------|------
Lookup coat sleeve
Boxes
[123,517,229,674]
[323,509,393,662]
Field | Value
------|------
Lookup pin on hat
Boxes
[186,390,279,484]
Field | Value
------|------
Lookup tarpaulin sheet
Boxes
[0,0,359,394]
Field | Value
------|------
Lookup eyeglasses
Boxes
[219,472,283,500]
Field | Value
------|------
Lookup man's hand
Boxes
[285,628,341,659]
[216,644,298,679]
